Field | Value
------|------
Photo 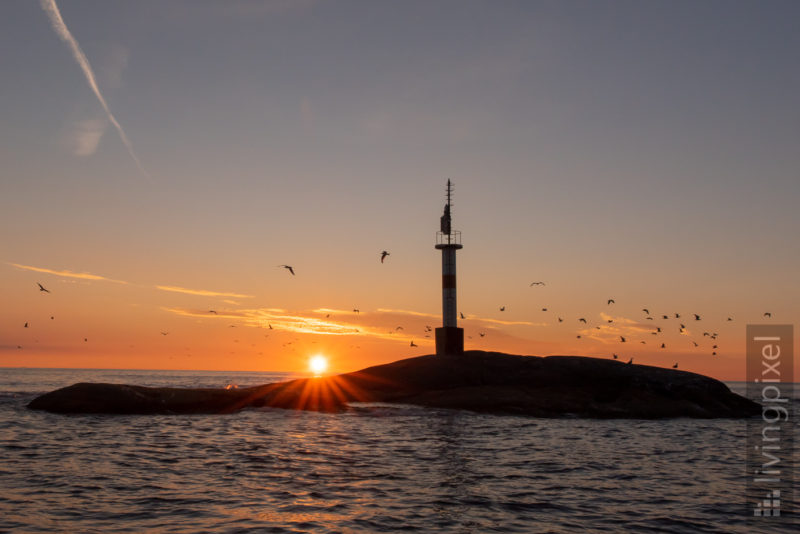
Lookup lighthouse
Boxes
[435,180,464,355]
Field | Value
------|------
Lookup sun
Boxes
[309,354,328,375]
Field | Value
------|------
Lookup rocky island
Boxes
[28,351,759,418]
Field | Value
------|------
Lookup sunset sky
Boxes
[1,1,798,380]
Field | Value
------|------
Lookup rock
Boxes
[28,351,760,418]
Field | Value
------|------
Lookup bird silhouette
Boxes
[460,312,465,319]
[558,317,563,323]
[24,322,28,328]
[608,299,615,305]
[727,317,733,321]
[542,307,548,312]
[764,312,772,318]
[499,306,505,312]
[395,326,403,331]
[209,310,218,314]
[530,281,545,286]
[694,314,701,321]
[656,327,662,333]
[613,353,618,360]
[646,317,654,321]
[353,308,360,314]
[693,342,699,347]
[579,318,587,324]
[576,335,582,339]
[660,343,666,348]
[620,336,626,342]
[675,313,680,319]
[380,251,390,263]
[672,363,678,369]
[278,265,295,275]
[37,283,50,293]
[712,351,717,356]
[662,315,669,320]
[425,325,432,332]
[627,357,633,364]
[410,341,417,347]
[160,332,169,336]
[268,324,273,329]
[479,332,485,337]
[642,308,650,315]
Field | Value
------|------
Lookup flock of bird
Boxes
[16,255,777,372]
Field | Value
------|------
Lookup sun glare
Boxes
[309,354,328,375]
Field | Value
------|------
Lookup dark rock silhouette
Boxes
[28,351,759,418]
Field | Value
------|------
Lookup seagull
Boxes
[662,315,669,320]
[479,332,485,337]
[410,341,417,347]
[160,332,169,336]
[672,363,678,369]
[608,299,615,305]
[542,307,548,312]
[620,336,626,342]
[460,312,465,319]
[499,306,505,312]
[674,313,680,319]
[693,342,699,347]
[656,327,662,333]
[24,322,28,328]
[37,283,50,293]
[50,316,54,320]
[380,251,390,263]
[627,357,633,364]
[680,323,686,330]
[613,353,618,360]
[764,312,772,318]
[353,308,360,314]
[712,351,717,356]
[558,317,563,323]
[278,265,295,275]
[209,310,218,314]
[712,344,718,349]
[579,318,587,324]
[425,325,432,332]
[694,314,701,321]
[530,281,545,286]
[576,335,582,339]
[727,317,733,321]
[268,324,273,329]
[395,326,403,331]
[642,308,650,315]
[660,343,666,349]
[646,317,654,321]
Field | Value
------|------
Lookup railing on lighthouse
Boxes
[434,180,464,355]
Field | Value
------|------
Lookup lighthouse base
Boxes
[435,327,464,356]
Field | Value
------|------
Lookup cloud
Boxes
[8,263,127,283]
[155,286,254,299]
[66,118,107,156]
[40,0,149,179]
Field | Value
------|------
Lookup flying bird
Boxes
[380,251,390,263]
[764,312,772,318]
[209,310,217,314]
[662,315,669,320]
[278,265,295,275]
[579,318,587,324]
[613,353,618,360]
[479,332,485,337]
[656,327,662,333]
[395,326,403,331]
[558,317,563,323]
[425,325,432,332]
[607,299,615,305]
[542,308,548,312]
[727,317,733,321]
[672,363,678,369]
[642,308,650,315]
[530,281,545,286]
[499,306,505,312]
[660,343,666,349]
[460,312,465,319]
[353,308,360,314]
[675,313,681,319]
[160,332,169,336]
[410,341,417,347]
[37,283,50,293]
[24,322,28,328]
[627,357,633,364]
[268,324,273,329]
[620,336,626,342]
[694,314,701,321]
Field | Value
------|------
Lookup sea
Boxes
[0,368,796,533]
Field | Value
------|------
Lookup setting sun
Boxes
[309,354,328,375]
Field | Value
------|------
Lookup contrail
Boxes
[40,0,149,179]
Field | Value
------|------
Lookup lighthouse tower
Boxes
[435,180,464,356]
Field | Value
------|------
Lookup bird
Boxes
[353,308,360,314]
[410,341,417,347]
[160,332,169,336]
[395,326,403,331]
[675,313,680,319]
[24,322,28,328]
[576,335,582,339]
[579,318,587,324]
[712,344,718,349]
[542,307,548,312]
[694,314,701,321]
[50,316,54,320]
[764,312,772,318]
[627,357,633,364]
[608,319,613,323]
[530,281,545,286]
[662,315,669,320]
[268,324,273,329]
[646,317,654,321]
[278,265,295,275]
[727,317,733,321]
[620,336,626,343]
[460,312,465,319]
[680,323,686,330]
[499,306,505,312]
[660,343,666,349]
[608,299,615,305]
[479,332,485,337]
[37,283,50,293]
[642,308,650,315]
[672,363,678,369]
[712,351,717,356]
[209,310,218,314]
[693,342,699,347]
[640,341,646,344]
[613,353,618,360]
[558,317,563,323]
[425,325,432,332]
[656,327,662,333]
[380,251,390,263]
[84,338,88,342]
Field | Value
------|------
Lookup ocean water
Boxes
[0,369,796,533]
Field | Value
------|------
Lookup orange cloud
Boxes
[155,285,254,299]
[9,263,127,284]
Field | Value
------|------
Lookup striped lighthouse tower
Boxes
[435,180,464,356]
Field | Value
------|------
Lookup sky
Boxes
[1,0,798,380]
